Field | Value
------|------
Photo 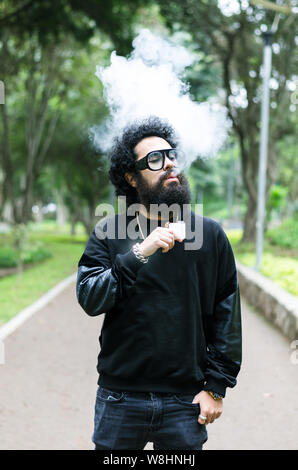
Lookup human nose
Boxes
[163,155,175,171]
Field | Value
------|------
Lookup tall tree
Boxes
[156,0,297,241]
[44,46,111,236]
[1,33,79,223]
[0,0,142,224]
[0,0,144,55]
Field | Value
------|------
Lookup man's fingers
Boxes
[198,417,207,425]
[198,408,218,425]
[158,240,170,251]
[198,411,208,425]
[199,415,212,425]
[199,410,221,425]
[159,233,175,252]
[195,391,223,426]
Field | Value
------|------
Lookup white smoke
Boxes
[91,29,230,169]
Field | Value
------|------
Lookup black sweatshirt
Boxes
[76,210,242,397]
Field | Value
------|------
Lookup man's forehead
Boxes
[134,136,172,159]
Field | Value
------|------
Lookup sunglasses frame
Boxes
[135,148,178,171]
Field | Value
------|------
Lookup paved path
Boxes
[0,281,297,450]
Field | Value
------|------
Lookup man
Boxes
[76,116,242,450]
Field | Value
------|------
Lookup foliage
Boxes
[0,245,52,268]
[155,0,297,241]
[0,31,87,222]
[0,0,145,228]
[266,184,288,221]
[41,33,112,235]
[0,225,52,268]
[0,0,145,55]
[23,245,52,265]
[1,0,297,244]
[226,221,298,297]
[276,133,298,208]
[266,218,298,250]
[235,249,298,297]
[0,247,18,268]
[0,27,111,231]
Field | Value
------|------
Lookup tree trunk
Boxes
[0,100,19,223]
[33,201,44,223]
[242,196,257,243]
[241,144,276,243]
[227,157,235,216]
[237,135,259,243]
[70,218,77,236]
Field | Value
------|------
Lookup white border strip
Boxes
[0,272,77,341]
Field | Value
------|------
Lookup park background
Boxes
[0,0,297,450]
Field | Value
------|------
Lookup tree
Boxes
[156,0,297,241]
[36,32,112,235]
[0,0,142,226]
[0,32,79,223]
[0,0,145,55]
[45,102,111,236]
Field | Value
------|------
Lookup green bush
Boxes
[23,246,52,265]
[0,245,52,268]
[266,218,298,250]
[267,185,288,212]
[0,247,19,268]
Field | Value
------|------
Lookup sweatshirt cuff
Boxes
[203,378,227,398]
[115,248,146,275]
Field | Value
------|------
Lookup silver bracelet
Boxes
[132,243,149,264]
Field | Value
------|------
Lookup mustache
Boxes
[159,169,181,183]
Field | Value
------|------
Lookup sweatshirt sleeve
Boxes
[76,227,144,317]
[203,227,242,397]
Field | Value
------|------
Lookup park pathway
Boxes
[0,280,297,450]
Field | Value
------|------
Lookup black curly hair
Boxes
[109,116,179,206]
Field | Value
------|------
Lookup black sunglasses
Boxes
[135,148,179,171]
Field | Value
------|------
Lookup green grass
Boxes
[0,227,87,325]
[226,224,298,297]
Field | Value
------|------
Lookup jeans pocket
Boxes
[96,386,125,403]
[172,394,200,409]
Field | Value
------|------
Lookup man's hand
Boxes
[192,390,223,425]
[139,227,182,257]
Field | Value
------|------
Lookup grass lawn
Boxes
[226,227,298,297]
[0,224,87,326]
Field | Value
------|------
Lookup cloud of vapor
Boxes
[91,29,230,169]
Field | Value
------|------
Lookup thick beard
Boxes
[134,170,192,218]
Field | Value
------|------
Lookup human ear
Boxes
[125,172,137,188]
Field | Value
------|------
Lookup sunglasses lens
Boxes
[148,151,163,170]
[168,149,178,161]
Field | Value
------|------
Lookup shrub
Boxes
[266,218,298,250]
[23,247,52,265]
[0,247,19,268]
[0,245,52,268]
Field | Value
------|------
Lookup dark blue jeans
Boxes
[92,386,208,450]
